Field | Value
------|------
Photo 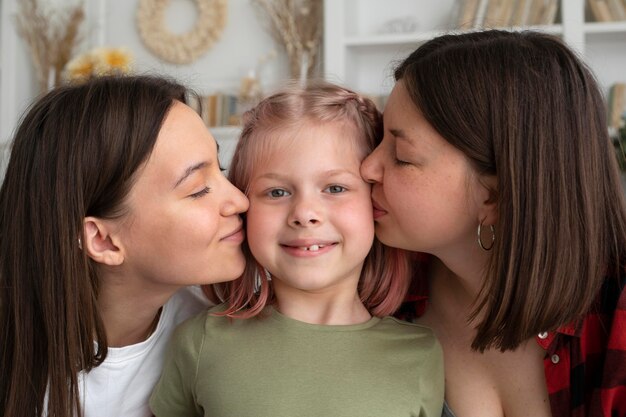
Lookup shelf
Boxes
[210,126,241,169]
[325,0,624,96]
[209,125,241,135]
[584,21,626,34]
[345,30,450,47]
[344,25,564,48]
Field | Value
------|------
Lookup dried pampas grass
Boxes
[252,0,323,81]
[15,0,85,92]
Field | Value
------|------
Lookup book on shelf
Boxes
[588,0,626,22]
[607,0,626,20]
[474,0,491,27]
[456,0,559,29]
[510,0,533,26]
[609,83,626,130]
[189,93,241,128]
[457,0,480,29]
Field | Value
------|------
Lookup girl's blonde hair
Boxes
[208,81,411,318]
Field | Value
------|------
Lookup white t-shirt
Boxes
[78,286,211,417]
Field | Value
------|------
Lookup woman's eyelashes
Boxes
[393,147,416,167]
[189,186,211,199]
[394,157,412,166]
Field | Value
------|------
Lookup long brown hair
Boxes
[0,75,189,416]
[211,81,411,318]
[396,30,626,351]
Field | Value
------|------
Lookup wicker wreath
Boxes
[136,0,227,65]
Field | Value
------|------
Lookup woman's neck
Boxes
[427,253,489,322]
[97,274,178,347]
[433,241,492,301]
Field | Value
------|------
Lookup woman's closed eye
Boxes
[189,186,211,199]
[394,158,412,166]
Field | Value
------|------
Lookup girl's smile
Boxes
[280,239,338,257]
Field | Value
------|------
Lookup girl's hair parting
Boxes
[0,75,190,417]
[209,80,411,319]
[396,30,626,351]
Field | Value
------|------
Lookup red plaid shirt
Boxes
[397,257,626,417]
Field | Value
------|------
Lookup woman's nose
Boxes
[360,144,383,184]
[221,179,249,216]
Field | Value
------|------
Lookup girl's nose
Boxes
[288,196,322,227]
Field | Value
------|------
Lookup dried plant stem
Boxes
[15,0,85,92]
[253,0,322,80]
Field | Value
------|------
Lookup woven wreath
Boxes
[136,0,227,65]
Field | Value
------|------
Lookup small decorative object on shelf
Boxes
[377,17,419,34]
[14,0,85,92]
[237,50,277,113]
[64,47,133,83]
[136,0,227,65]
[239,71,263,109]
[252,0,322,84]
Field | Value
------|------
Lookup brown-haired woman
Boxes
[0,75,249,417]
[361,30,626,417]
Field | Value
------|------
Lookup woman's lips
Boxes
[221,226,244,243]
[371,200,387,219]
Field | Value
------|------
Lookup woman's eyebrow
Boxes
[173,161,208,189]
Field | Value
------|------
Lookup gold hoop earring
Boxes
[477,220,495,251]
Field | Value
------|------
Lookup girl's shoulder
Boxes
[376,316,441,352]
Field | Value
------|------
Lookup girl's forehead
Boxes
[266,120,366,151]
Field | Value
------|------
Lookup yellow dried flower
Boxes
[63,46,133,83]
[92,47,132,75]
[64,53,97,82]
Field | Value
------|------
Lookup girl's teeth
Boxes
[298,244,323,251]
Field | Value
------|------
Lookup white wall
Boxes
[0,0,290,144]
[103,0,289,93]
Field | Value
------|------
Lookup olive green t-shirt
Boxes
[150,305,444,417]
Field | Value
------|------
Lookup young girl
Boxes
[0,75,249,417]
[150,82,444,417]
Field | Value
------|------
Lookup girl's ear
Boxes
[82,217,125,266]
[477,174,498,226]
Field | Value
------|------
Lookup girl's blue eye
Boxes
[190,187,211,199]
[268,189,290,198]
[325,185,346,194]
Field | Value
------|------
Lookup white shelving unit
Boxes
[324,0,626,96]
[210,126,241,170]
